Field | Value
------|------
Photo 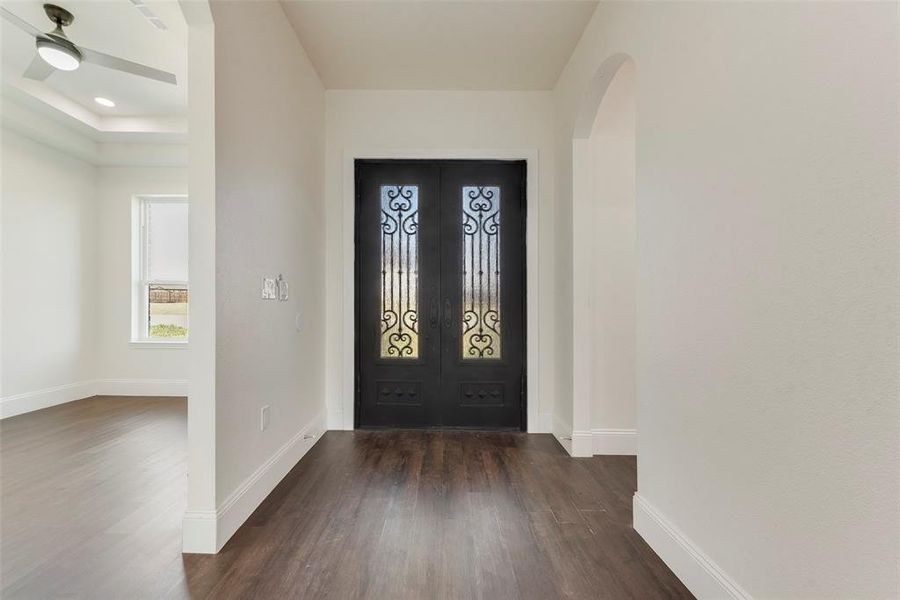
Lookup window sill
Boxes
[130,340,189,349]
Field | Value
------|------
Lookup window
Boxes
[462,186,501,359]
[380,185,419,358]
[133,196,188,342]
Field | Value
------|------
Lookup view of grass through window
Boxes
[142,198,189,341]
[149,285,188,338]
[141,197,189,341]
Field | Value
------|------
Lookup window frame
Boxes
[132,195,189,346]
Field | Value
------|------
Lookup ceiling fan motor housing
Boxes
[43,4,74,27]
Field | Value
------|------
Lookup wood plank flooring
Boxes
[1,395,188,599]
[1,396,692,599]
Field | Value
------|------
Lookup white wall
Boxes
[1,128,98,415]
[1,108,189,418]
[323,90,557,433]
[555,2,899,597]
[96,166,189,390]
[587,61,635,433]
[181,0,217,553]
[210,0,326,546]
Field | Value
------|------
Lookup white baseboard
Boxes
[326,407,346,431]
[591,428,637,455]
[552,413,575,455]
[0,381,96,419]
[569,428,638,456]
[570,430,594,457]
[1,378,189,419]
[181,510,218,554]
[552,414,636,457]
[633,493,751,600]
[535,412,553,434]
[183,410,327,554]
[95,378,188,397]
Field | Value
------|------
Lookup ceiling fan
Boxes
[0,3,176,85]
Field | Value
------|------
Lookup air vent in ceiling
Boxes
[128,0,167,31]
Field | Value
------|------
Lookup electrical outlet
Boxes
[260,405,270,431]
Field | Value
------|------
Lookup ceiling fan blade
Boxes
[80,47,177,85]
[0,7,44,37]
[22,55,56,81]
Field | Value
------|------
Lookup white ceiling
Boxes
[280,0,599,90]
[1,0,187,126]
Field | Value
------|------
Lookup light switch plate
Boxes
[260,405,270,431]
[261,277,277,300]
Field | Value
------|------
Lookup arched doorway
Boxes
[570,55,636,457]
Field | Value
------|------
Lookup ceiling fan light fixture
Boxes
[3,4,176,84]
[36,36,81,71]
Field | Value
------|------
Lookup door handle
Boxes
[429,296,439,329]
[443,299,452,330]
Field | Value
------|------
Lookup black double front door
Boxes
[355,160,526,429]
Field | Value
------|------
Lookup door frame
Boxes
[339,148,543,432]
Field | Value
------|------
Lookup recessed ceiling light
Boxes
[94,97,115,108]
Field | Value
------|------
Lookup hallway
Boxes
[1,1,896,596]
[1,398,691,599]
[186,430,692,599]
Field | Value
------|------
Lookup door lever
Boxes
[429,296,439,328]
[443,299,452,330]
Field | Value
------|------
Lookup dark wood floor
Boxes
[1,395,188,599]
[2,396,692,599]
